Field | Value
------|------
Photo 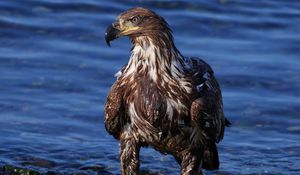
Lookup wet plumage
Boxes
[104,7,230,175]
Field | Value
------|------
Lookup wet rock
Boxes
[21,159,56,169]
[1,165,40,175]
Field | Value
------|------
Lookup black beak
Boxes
[105,23,121,47]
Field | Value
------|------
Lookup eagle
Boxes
[104,7,230,175]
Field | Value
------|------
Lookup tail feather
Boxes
[225,118,231,127]
[202,142,219,170]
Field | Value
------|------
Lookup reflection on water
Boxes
[0,0,299,174]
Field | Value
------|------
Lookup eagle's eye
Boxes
[130,16,140,24]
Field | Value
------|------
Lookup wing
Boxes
[187,57,231,170]
[104,81,126,139]
[188,57,230,143]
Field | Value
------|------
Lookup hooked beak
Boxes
[105,23,121,47]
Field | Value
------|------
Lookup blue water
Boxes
[0,0,299,174]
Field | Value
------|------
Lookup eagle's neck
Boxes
[123,32,186,84]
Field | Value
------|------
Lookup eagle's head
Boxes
[105,7,172,47]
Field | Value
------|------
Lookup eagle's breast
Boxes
[118,38,195,145]
[121,71,192,144]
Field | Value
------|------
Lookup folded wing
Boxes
[104,82,126,139]
[188,57,230,169]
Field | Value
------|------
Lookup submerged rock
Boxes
[1,165,40,175]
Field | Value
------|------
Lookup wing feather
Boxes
[104,81,126,139]
[188,57,228,143]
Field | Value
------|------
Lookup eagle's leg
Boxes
[120,132,140,175]
[178,149,203,175]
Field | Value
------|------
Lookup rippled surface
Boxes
[0,0,299,174]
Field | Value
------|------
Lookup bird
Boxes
[104,7,230,175]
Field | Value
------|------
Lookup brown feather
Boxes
[104,82,126,139]
[104,7,230,175]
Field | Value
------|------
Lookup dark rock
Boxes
[1,165,41,175]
